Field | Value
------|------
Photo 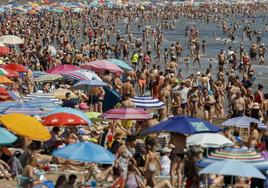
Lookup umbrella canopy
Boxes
[50,88,77,100]
[0,113,51,141]
[46,107,92,125]
[0,76,13,84]
[35,74,62,82]
[131,96,165,109]
[0,127,17,145]
[103,87,122,112]
[142,116,221,135]
[187,133,233,148]
[70,80,107,90]
[81,60,123,74]
[4,68,19,77]
[100,107,152,120]
[222,116,266,129]
[3,64,27,73]
[47,64,80,74]
[198,148,268,170]
[61,69,102,81]
[0,35,24,45]
[107,59,133,71]
[32,71,48,78]
[85,112,101,121]
[200,160,265,180]
[0,102,45,115]
[52,142,115,164]
[0,46,10,56]
[43,112,89,126]
[0,68,8,76]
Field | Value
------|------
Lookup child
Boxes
[164,48,169,64]
[184,54,190,69]
[208,58,214,69]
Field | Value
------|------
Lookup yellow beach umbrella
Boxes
[50,88,77,100]
[85,112,101,121]
[0,76,13,84]
[0,113,51,142]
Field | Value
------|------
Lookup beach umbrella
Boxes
[0,127,17,145]
[0,113,51,142]
[103,87,122,112]
[100,107,152,120]
[142,116,221,135]
[0,101,18,111]
[0,46,10,56]
[25,93,58,99]
[187,133,233,148]
[200,160,265,180]
[3,64,27,73]
[46,107,92,125]
[70,80,107,90]
[81,60,123,74]
[107,59,133,71]
[61,69,102,81]
[50,88,77,100]
[26,102,60,111]
[32,71,47,78]
[222,116,266,129]
[52,142,115,164]
[0,103,45,115]
[0,68,8,76]
[0,35,24,45]
[198,148,268,170]
[131,96,165,109]
[0,76,13,84]
[72,7,82,12]
[4,68,19,77]
[43,112,88,126]
[85,112,101,121]
[35,74,62,82]
[47,64,80,74]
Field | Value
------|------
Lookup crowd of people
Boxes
[0,1,267,188]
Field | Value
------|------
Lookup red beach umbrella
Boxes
[43,112,88,126]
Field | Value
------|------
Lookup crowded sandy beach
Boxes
[0,0,267,187]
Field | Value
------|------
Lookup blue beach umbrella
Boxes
[107,59,133,71]
[200,160,265,180]
[0,127,17,145]
[0,103,45,116]
[52,142,115,164]
[103,87,122,112]
[46,107,92,125]
[142,116,221,135]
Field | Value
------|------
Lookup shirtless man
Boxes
[232,91,246,117]
[121,77,135,97]
[168,58,179,74]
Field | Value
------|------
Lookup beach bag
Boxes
[79,102,89,110]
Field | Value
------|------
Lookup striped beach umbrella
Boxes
[187,133,233,148]
[0,103,45,115]
[100,107,152,120]
[198,148,268,170]
[132,96,165,109]
[222,116,266,129]
[61,69,102,81]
